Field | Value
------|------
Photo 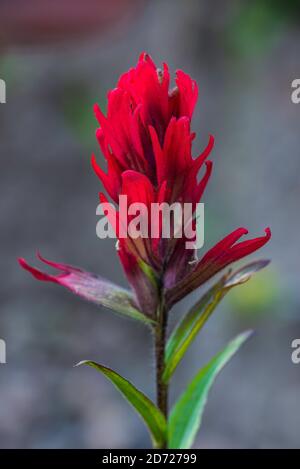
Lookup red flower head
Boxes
[91,52,270,312]
[19,52,271,320]
[92,52,201,199]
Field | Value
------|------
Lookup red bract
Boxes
[91,52,201,200]
[19,52,271,320]
[165,227,271,307]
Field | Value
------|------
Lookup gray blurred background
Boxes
[0,0,300,448]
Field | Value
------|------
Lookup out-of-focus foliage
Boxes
[61,84,102,145]
[228,268,279,317]
[228,0,300,56]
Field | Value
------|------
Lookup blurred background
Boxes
[0,0,300,448]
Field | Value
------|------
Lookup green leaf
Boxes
[164,279,226,383]
[138,258,158,289]
[168,331,252,449]
[76,361,167,448]
[164,260,269,382]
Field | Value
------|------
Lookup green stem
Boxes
[155,298,168,448]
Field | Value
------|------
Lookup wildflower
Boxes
[19,53,271,449]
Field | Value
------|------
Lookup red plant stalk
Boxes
[19,53,271,446]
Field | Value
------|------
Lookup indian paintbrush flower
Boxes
[19,53,271,449]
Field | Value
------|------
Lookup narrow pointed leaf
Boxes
[164,279,225,383]
[168,331,252,449]
[76,361,167,448]
[164,260,269,382]
[223,259,270,288]
[18,254,155,325]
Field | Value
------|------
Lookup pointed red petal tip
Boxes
[197,160,213,197]
[18,257,58,283]
[91,153,97,169]
[195,134,214,166]
[230,226,271,253]
[139,52,155,66]
[99,191,108,204]
[94,103,105,123]
[91,153,104,179]
[205,160,213,171]
[265,227,271,239]
[139,51,147,61]
[205,134,215,155]
[36,251,82,272]
[93,102,100,115]
[19,251,84,283]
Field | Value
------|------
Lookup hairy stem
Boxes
[155,298,168,447]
